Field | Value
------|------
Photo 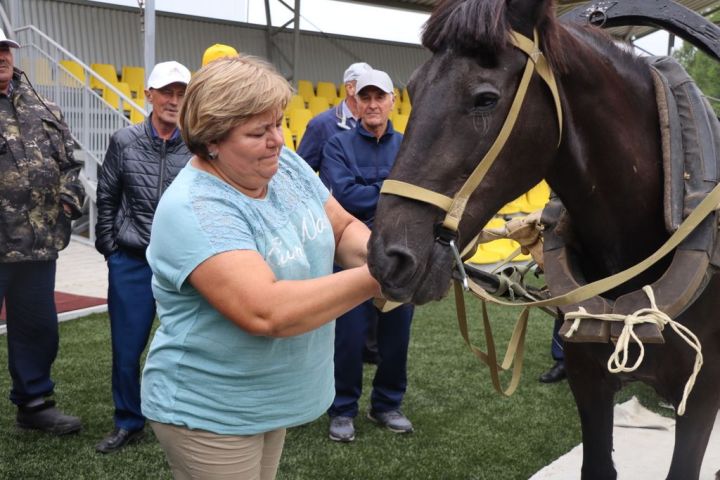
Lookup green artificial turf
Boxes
[0,296,664,479]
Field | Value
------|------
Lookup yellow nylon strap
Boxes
[380,179,454,212]
[509,30,563,145]
[442,56,536,231]
[454,281,529,396]
[463,179,720,310]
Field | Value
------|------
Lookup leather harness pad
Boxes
[542,56,720,344]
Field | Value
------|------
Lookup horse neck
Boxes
[547,33,669,280]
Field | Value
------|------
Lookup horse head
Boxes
[368,0,566,304]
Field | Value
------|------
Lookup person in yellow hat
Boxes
[201,43,238,67]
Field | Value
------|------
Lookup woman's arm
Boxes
[325,195,371,269]
[189,249,380,338]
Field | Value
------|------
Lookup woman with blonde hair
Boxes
[141,55,380,479]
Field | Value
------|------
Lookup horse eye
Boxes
[472,92,499,111]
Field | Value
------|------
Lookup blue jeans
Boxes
[551,316,565,362]
[329,299,414,418]
[107,250,155,431]
[0,261,59,406]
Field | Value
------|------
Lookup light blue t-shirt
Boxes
[141,147,335,435]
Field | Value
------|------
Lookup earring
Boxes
[208,151,218,160]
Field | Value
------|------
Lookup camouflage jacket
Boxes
[0,69,85,262]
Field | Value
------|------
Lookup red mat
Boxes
[0,291,106,322]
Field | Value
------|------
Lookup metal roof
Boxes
[341,0,720,39]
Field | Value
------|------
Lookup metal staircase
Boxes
[13,25,147,244]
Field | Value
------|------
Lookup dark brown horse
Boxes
[367,0,720,478]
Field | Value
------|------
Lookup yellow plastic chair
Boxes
[467,244,506,265]
[288,108,313,136]
[296,126,308,146]
[393,87,401,99]
[338,86,347,101]
[284,95,306,126]
[103,81,132,111]
[498,195,525,215]
[307,96,330,116]
[296,80,315,104]
[129,96,146,124]
[90,63,118,92]
[392,113,409,134]
[316,82,338,104]
[121,65,145,98]
[402,87,411,104]
[59,59,85,86]
[480,218,531,262]
[525,180,551,211]
[283,127,295,151]
[400,101,412,116]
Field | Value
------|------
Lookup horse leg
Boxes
[565,343,621,480]
[665,349,720,480]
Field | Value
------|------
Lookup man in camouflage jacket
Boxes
[0,31,84,435]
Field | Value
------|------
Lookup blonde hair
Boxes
[180,55,292,159]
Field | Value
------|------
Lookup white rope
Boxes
[564,286,703,416]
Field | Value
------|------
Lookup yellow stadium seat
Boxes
[393,87,401,99]
[498,195,525,215]
[90,63,118,91]
[316,82,338,103]
[288,108,313,136]
[283,127,295,151]
[296,126,308,146]
[121,65,145,98]
[308,96,330,116]
[392,113,409,134]
[480,218,531,262]
[59,59,85,85]
[402,87,411,104]
[129,95,146,124]
[338,86,347,100]
[296,80,315,103]
[525,180,551,211]
[284,95,306,126]
[400,101,412,116]
[467,245,505,265]
[103,81,132,111]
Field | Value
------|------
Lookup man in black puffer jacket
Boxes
[94,61,192,454]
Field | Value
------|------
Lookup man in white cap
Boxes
[320,68,415,442]
[95,60,192,453]
[0,29,85,435]
[296,61,372,171]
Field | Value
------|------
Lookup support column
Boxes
[143,0,156,85]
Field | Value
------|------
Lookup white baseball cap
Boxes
[147,61,191,89]
[0,28,20,49]
[355,69,394,95]
[343,62,372,83]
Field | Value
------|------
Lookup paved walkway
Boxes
[55,237,108,321]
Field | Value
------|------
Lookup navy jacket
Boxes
[296,101,358,171]
[319,121,402,228]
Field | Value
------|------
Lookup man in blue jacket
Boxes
[320,69,414,443]
[297,62,371,172]
[94,61,192,453]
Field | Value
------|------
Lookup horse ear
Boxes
[506,0,553,34]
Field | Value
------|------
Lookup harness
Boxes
[377,29,720,412]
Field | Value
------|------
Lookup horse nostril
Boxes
[383,245,419,287]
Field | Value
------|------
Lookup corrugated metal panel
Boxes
[12,0,429,87]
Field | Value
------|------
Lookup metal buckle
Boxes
[449,239,469,291]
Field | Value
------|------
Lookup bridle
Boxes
[379,29,563,287]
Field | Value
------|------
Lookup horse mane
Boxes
[422,0,568,72]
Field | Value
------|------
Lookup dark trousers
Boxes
[107,250,155,431]
[0,261,58,406]
[329,299,414,418]
[551,316,564,362]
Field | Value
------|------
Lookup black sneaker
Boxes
[539,361,566,383]
[16,399,82,435]
[328,416,355,442]
[367,409,413,434]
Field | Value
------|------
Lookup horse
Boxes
[366,0,720,479]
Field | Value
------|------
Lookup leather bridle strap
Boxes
[380,29,562,234]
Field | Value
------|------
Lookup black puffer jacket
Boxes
[95,116,191,258]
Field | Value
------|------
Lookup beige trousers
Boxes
[150,421,286,480]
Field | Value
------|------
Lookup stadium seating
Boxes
[400,101,412,116]
[402,87,411,104]
[121,65,145,98]
[467,217,530,264]
[296,80,315,103]
[525,180,551,211]
[316,81,338,104]
[102,81,132,112]
[59,59,86,85]
[338,86,347,100]
[283,127,295,151]
[308,96,330,116]
[392,113,409,134]
[129,97,146,124]
[90,63,118,91]
[288,108,313,137]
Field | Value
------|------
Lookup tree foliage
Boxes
[673,14,720,115]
